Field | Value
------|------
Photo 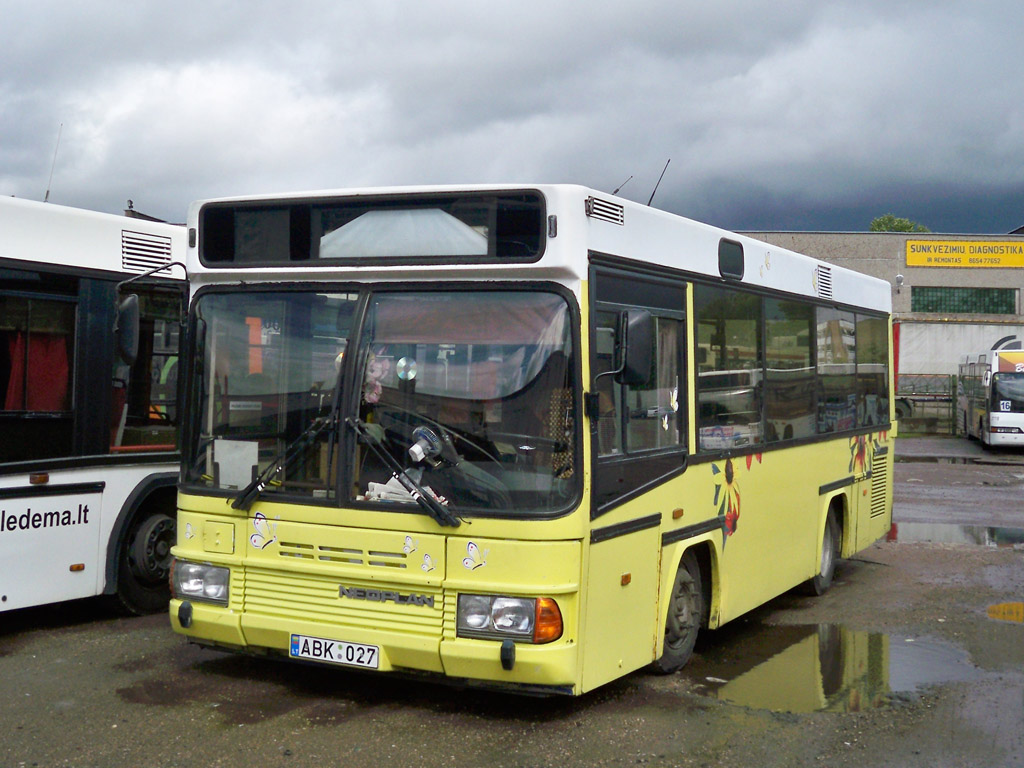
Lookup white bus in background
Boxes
[958,350,1024,447]
[0,197,186,614]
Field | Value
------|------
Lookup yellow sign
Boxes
[906,240,1024,267]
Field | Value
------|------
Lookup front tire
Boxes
[117,511,176,614]
[651,551,703,674]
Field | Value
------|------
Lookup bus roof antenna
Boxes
[43,122,63,203]
[612,175,633,195]
[647,158,670,206]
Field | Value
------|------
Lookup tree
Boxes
[870,214,930,233]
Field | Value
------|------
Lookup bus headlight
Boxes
[456,594,562,643]
[171,559,230,605]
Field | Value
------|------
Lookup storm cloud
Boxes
[3,1,1022,232]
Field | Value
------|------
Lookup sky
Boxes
[3,1,1024,233]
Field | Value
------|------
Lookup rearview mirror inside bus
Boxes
[616,309,653,386]
[115,293,140,365]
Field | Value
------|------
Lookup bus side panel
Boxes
[0,487,103,611]
[580,522,661,692]
[853,444,893,551]
[698,450,818,624]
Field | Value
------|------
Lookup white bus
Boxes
[0,197,186,614]
[958,350,1024,447]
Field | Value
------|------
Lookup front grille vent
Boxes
[122,230,172,273]
[585,197,625,225]
[816,265,834,300]
[278,540,410,568]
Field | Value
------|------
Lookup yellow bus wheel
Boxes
[651,551,703,674]
[803,509,840,596]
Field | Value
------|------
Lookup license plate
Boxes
[289,633,380,669]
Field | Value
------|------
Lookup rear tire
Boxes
[803,509,840,596]
[650,551,703,674]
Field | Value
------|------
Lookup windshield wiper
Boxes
[346,417,462,528]
[231,413,338,512]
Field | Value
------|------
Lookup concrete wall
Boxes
[743,231,1024,321]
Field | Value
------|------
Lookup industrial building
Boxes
[744,230,1024,430]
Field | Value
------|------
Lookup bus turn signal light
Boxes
[534,597,563,643]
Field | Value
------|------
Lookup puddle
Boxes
[685,624,981,713]
[987,602,1024,624]
[887,522,1024,547]
[896,456,972,465]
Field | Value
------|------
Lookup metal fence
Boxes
[895,374,956,434]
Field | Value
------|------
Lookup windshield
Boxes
[185,291,357,499]
[992,373,1024,413]
[183,289,579,517]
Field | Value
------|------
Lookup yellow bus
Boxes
[168,185,894,694]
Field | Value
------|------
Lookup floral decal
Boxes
[849,435,869,473]
[712,454,761,545]
[849,431,887,473]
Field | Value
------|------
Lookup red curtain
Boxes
[5,332,70,411]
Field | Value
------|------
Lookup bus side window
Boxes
[593,310,683,456]
[110,288,181,452]
[0,293,75,462]
[593,313,622,455]
[0,296,74,413]
[625,316,681,452]
[694,285,764,451]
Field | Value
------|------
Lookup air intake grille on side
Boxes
[816,265,833,300]
[585,197,625,225]
[122,230,172,273]
[870,450,889,518]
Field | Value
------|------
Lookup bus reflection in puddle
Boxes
[684,624,981,713]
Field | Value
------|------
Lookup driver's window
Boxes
[351,291,576,512]
[592,309,682,456]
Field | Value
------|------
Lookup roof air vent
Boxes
[585,197,625,225]
[816,265,833,300]
[122,230,172,274]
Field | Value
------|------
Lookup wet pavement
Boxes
[896,434,1024,465]
[1,435,1023,767]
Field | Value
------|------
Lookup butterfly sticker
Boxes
[421,553,435,573]
[250,511,277,550]
[184,522,195,540]
[462,541,488,570]
[403,535,418,554]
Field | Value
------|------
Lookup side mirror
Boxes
[616,309,653,386]
[115,294,140,365]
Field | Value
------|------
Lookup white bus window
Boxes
[0,296,74,413]
[111,288,182,452]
